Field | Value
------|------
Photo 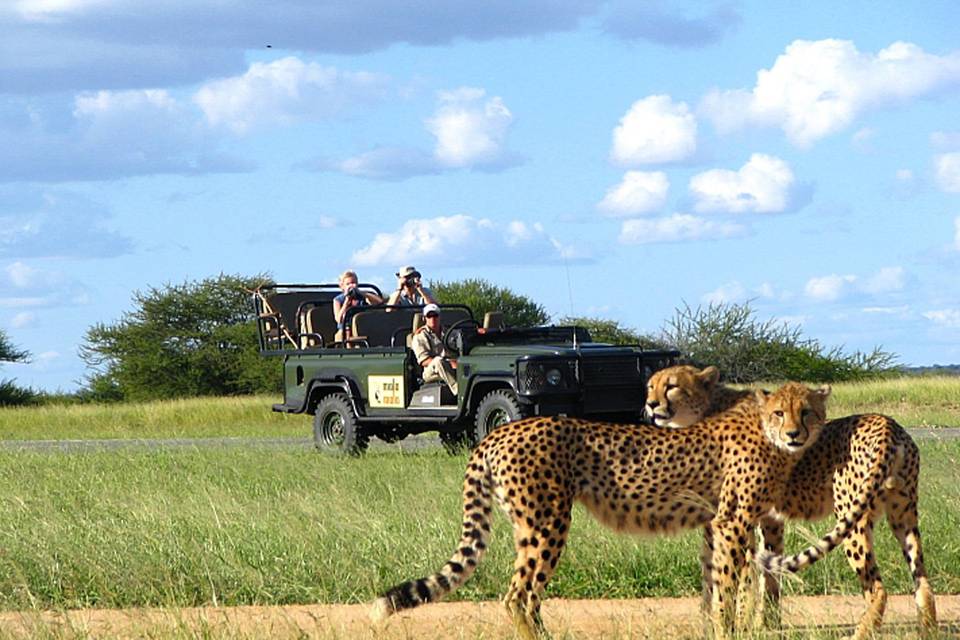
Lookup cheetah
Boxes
[372,382,847,640]
[645,365,937,639]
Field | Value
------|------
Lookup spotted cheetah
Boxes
[645,365,937,639]
[372,382,847,640]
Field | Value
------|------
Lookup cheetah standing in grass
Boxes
[370,381,881,640]
[645,364,937,639]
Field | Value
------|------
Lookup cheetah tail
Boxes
[370,445,494,623]
[757,444,899,576]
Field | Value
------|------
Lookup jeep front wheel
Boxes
[313,393,368,455]
[473,389,526,443]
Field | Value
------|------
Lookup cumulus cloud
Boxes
[611,95,697,165]
[701,280,781,304]
[1,90,249,182]
[701,39,960,147]
[10,311,35,329]
[931,130,960,150]
[805,266,906,302]
[0,187,133,259]
[923,309,960,328]
[601,1,740,47]
[318,88,519,180]
[935,152,960,193]
[194,58,389,135]
[597,171,669,217]
[350,214,581,267]
[618,214,746,244]
[689,154,797,214]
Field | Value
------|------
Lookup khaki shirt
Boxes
[411,327,444,366]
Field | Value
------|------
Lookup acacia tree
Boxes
[0,330,33,405]
[429,278,549,327]
[80,273,279,401]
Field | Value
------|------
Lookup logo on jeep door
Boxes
[369,375,404,408]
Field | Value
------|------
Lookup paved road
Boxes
[2,427,958,453]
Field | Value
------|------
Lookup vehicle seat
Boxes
[483,311,504,329]
[352,308,417,347]
[298,303,336,348]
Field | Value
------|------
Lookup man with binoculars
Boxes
[386,265,437,309]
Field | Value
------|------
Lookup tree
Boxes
[0,330,34,405]
[80,273,279,401]
[660,301,897,383]
[429,278,549,328]
[556,315,667,349]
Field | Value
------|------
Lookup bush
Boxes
[0,330,35,406]
[79,273,280,401]
[557,315,668,349]
[429,278,549,328]
[660,301,897,383]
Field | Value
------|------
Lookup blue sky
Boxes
[3,0,960,392]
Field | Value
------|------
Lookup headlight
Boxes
[517,359,578,394]
[545,368,563,386]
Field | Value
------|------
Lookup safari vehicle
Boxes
[253,283,680,454]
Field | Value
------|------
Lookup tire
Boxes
[473,389,527,443]
[313,393,368,455]
[439,427,473,454]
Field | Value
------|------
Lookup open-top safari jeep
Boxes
[253,283,679,454]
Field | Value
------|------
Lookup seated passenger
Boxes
[386,265,437,310]
[411,303,457,396]
[333,270,383,342]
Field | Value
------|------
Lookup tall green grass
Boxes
[0,395,301,441]
[1,441,957,612]
[0,376,957,442]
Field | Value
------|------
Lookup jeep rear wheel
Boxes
[473,389,526,443]
[313,393,367,455]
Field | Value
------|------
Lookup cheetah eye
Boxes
[666,384,677,391]
[773,410,784,417]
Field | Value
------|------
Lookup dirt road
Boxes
[3,595,958,639]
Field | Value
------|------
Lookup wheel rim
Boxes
[321,412,346,447]
[484,407,511,431]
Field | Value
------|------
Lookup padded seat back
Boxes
[352,308,417,347]
[299,303,336,348]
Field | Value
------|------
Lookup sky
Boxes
[3,0,960,392]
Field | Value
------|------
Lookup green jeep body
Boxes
[254,283,679,454]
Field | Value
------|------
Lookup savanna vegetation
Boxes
[0,441,957,611]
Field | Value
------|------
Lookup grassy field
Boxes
[0,375,958,441]
[1,439,958,612]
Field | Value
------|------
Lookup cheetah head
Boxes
[645,365,719,428]
[755,382,830,453]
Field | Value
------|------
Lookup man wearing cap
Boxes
[386,265,437,310]
[411,303,458,396]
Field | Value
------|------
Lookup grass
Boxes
[0,395,302,441]
[1,440,958,613]
[0,375,958,441]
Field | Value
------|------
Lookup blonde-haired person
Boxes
[333,270,383,342]
[386,265,437,311]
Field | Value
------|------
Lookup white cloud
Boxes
[805,274,857,301]
[702,281,748,304]
[931,130,960,149]
[5,261,43,288]
[194,57,389,135]
[935,152,960,193]
[351,214,580,267]
[689,154,795,214]
[701,39,960,147]
[895,169,914,183]
[426,88,513,168]
[597,171,669,217]
[922,309,960,328]
[955,217,960,251]
[10,311,34,329]
[861,266,905,294]
[805,266,905,302]
[618,214,746,244]
[611,95,697,165]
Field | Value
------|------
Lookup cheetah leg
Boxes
[757,517,784,629]
[699,526,715,637]
[710,517,748,640]
[840,512,886,640]
[502,502,571,640]
[889,507,937,636]
[734,525,759,635]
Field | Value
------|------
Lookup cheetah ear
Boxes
[816,384,832,400]
[754,388,770,404]
[698,365,720,389]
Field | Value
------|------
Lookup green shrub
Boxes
[429,278,549,327]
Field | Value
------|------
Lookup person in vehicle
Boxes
[386,265,437,310]
[411,303,457,395]
[333,269,383,342]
